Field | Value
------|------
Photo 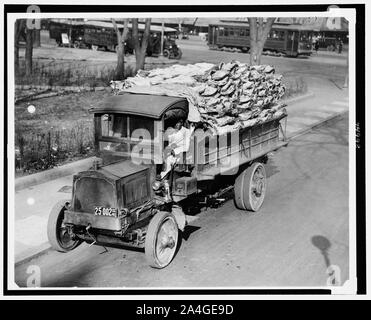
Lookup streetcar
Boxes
[47,19,182,59]
[208,21,313,57]
[83,20,182,59]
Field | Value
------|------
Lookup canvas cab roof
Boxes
[90,93,188,119]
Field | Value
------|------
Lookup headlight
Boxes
[152,180,161,191]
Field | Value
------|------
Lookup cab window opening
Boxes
[100,114,155,141]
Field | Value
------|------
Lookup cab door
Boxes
[286,30,299,56]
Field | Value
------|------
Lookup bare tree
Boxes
[33,29,41,47]
[14,19,26,71]
[248,18,275,65]
[25,25,33,76]
[112,18,130,80]
[132,18,151,72]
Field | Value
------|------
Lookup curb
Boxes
[15,242,52,267]
[15,84,110,93]
[283,91,315,105]
[287,110,348,140]
[15,157,97,191]
[14,110,348,266]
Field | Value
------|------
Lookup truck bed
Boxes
[195,115,288,180]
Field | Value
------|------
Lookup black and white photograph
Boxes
[2,0,367,299]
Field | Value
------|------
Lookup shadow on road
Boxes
[182,225,201,241]
[311,235,332,268]
[265,160,281,178]
[311,235,343,286]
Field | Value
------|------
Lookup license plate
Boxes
[94,206,118,217]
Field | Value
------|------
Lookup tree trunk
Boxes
[132,18,151,72]
[25,27,33,76]
[14,41,19,71]
[14,19,25,72]
[135,50,146,72]
[33,29,41,47]
[14,21,20,71]
[250,45,260,65]
[112,19,129,80]
[115,41,125,79]
[248,17,275,65]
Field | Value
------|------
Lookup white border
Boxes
[3,2,361,298]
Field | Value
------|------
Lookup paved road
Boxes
[14,113,349,288]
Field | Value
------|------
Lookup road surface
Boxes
[14,113,349,288]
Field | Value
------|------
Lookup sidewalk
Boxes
[13,75,349,265]
[316,49,348,57]
[15,175,75,263]
[284,76,349,138]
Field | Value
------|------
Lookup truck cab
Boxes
[47,93,190,268]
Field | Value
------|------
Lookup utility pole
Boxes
[343,42,348,88]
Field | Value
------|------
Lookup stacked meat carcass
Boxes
[111,60,287,134]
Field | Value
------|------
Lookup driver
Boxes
[160,119,194,180]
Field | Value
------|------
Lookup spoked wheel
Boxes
[174,48,182,60]
[234,162,267,212]
[47,200,81,252]
[163,49,170,58]
[145,211,179,268]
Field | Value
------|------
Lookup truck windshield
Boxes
[98,114,161,163]
[100,114,155,140]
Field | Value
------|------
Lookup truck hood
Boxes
[72,160,150,213]
[75,160,148,182]
[98,160,148,180]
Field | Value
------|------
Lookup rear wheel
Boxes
[174,48,182,60]
[47,200,81,252]
[145,211,179,268]
[234,162,267,212]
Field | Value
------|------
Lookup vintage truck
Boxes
[47,93,288,268]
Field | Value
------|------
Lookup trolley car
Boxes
[83,20,182,59]
[48,19,182,59]
[208,21,312,57]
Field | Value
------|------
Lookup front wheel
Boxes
[73,41,80,49]
[47,200,81,252]
[163,49,170,58]
[145,211,179,268]
[234,162,267,212]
